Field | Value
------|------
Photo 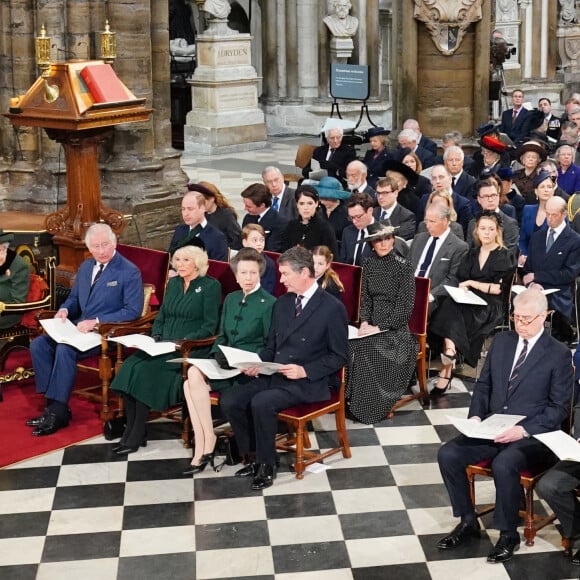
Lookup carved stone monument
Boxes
[324,0,360,63]
[184,0,266,153]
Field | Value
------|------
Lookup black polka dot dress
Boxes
[346,251,418,424]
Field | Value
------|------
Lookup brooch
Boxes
[195,286,202,293]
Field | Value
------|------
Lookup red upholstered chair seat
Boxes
[277,390,340,418]
[472,458,533,478]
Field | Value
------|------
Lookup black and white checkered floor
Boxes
[1,376,578,580]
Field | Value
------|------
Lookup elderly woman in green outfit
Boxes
[182,247,276,476]
[0,229,30,329]
[111,245,221,456]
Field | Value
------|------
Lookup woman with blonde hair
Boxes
[111,245,221,455]
[312,245,344,300]
[402,151,431,197]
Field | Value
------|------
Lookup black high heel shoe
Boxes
[440,351,457,368]
[182,459,210,476]
[430,375,452,398]
[112,437,147,453]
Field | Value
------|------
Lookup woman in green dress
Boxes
[182,247,276,475]
[0,229,30,329]
[111,245,221,455]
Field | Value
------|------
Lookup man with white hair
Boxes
[28,224,144,436]
[397,128,436,169]
[303,126,356,186]
[403,118,438,156]
[262,166,298,221]
[443,145,476,199]
[346,160,376,200]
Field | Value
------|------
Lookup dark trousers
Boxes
[220,380,306,466]
[438,435,557,533]
[536,460,580,539]
[121,394,149,447]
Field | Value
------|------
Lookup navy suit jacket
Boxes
[242,208,288,253]
[374,204,416,240]
[417,191,473,235]
[169,223,228,262]
[339,224,373,265]
[469,331,572,435]
[418,135,438,156]
[258,286,348,401]
[500,107,531,144]
[524,224,580,318]
[452,171,476,201]
[303,143,356,185]
[363,147,393,188]
[62,251,144,324]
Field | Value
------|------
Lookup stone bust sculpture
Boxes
[323,0,359,38]
[202,0,231,19]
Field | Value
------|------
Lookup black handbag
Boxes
[103,416,126,440]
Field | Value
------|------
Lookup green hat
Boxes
[0,229,14,244]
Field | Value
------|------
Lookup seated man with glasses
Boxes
[466,179,520,253]
[437,288,573,564]
[338,192,377,266]
[28,223,144,436]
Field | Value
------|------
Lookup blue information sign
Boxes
[330,64,370,101]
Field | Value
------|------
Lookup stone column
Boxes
[276,0,287,99]
[297,0,319,99]
[521,0,533,79]
[261,0,278,100]
[494,0,522,84]
[540,0,548,78]
[285,0,299,100]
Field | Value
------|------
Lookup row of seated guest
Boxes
[0,229,30,329]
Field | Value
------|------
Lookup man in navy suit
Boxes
[403,118,438,156]
[522,196,580,342]
[241,183,288,253]
[169,191,228,261]
[373,176,416,240]
[28,224,144,435]
[444,146,476,201]
[262,166,298,221]
[437,289,573,564]
[500,89,531,144]
[338,192,376,266]
[220,247,348,489]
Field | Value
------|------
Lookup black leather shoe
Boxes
[26,413,47,427]
[251,463,276,490]
[487,534,520,563]
[182,461,209,476]
[572,548,580,565]
[115,445,139,456]
[112,438,146,453]
[437,520,481,549]
[31,413,66,436]
[235,463,257,477]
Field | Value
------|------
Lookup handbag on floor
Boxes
[103,415,126,440]
[213,431,240,471]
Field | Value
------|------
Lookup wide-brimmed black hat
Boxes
[366,126,391,139]
[0,229,14,244]
[359,222,398,243]
[383,160,418,186]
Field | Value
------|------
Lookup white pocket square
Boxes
[440,258,450,261]
[106,281,118,287]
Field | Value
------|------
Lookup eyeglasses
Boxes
[478,194,499,200]
[509,311,551,325]
[376,190,394,196]
[89,241,112,251]
[348,213,367,222]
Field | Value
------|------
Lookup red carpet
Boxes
[0,362,103,468]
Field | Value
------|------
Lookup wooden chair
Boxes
[0,249,56,392]
[283,144,317,185]
[72,244,170,420]
[275,368,351,479]
[387,276,431,418]
[466,461,556,547]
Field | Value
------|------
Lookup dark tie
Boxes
[295,294,304,317]
[451,176,456,190]
[272,196,280,211]
[512,108,518,121]
[92,263,104,287]
[508,339,528,389]
[546,228,555,252]
[380,210,387,221]
[353,229,365,266]
[418,236,439,277]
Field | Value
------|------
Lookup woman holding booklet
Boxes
[110,246,221,455]
[345,222,417,424]
[429,211,515,395]
[182,248,276,475]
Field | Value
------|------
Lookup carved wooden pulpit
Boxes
[4,60,151,288]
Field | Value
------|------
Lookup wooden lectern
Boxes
[4,60,151,288]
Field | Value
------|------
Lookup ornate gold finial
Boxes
[100,20,117,64]
[35,24,52,77]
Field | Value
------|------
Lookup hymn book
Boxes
[108,334,177,357]
[167,358,241,380]
[446,413,526,439]
[40,318,102,352]
[218,345,282,376]
[534,430,580,462]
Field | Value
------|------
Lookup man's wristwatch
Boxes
[521,427,530,439]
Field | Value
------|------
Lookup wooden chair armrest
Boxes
[97,312,159,336]
[177,336,218,356]
[36,310,58,321]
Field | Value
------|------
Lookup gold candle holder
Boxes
[35,24,51,78]
[100,20,117,64]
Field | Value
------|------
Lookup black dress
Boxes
[206,207,242,250]
[346,252,418,424]
[429,246,515,367]
[283,214,338,257]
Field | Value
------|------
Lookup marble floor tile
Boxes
[194,496,266,525]
[47,506,124,535]
[56,462,127,487]
[0,487,55,514]
[35,558,119,580]
[332,486,405,514]
[196,546,275,579]
[267,514,343,545]
[390,463,443,486]
[119,525,196,557]
[0,536,45,565]
[346,535,425,567]
[123,479,194,506]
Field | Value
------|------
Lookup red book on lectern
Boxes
[80,63,132,103]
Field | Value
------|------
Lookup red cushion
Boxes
[210,391,221,404]
[20,274,49,329]
[279,391,339,418]
[472,458,532,478]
